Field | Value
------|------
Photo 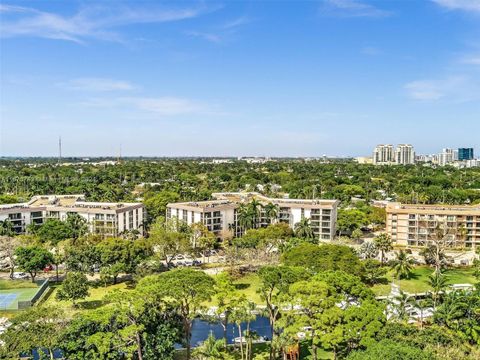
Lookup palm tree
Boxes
[294,217,315,240]
[237,204,255,231]
[427,271,448,309]
[389,290,411,322]
[263,202,279,224]
[248,199,263,228]
[434,291,467,328]
[373,233,393,264]
[391,250,414,280]
[192,332,225,360]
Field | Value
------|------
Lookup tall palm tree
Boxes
[389,290,411,322]
[248,199,263,228]
[391,250,414,280]
[428,271,448,309]
[374,233,393,264]
[294,217,315,240]
[263,202,279,224]
[237,204,255,231]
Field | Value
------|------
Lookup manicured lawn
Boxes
[43,282,130,316]
[372,266,477,296]
[233,273,264,305]
[0,279,37,290]
[205,273,265,307]
[210,266,477,300]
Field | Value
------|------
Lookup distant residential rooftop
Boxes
[167,192,338,211]
[387,202,480,213]
[0,195,143,214]
[213,192,339,207]
[167,200,237,211]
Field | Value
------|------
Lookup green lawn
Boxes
[210,266,477,302]
[233,273,264,305]
[0,279,37,290]
[372,266,477,296]
[205,273,265,307]
[43,282,130,316]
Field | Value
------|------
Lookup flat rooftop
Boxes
[1,195,143,214]
[213,192,339,207]
[387,202,480,213]
[167,200,237,212]
[168,192,339,212]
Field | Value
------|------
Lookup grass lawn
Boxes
[233,273,264,305]
[208,266,477,301]
[372,266,477,296]
[0,279,37,290]
[43,281,131,316]
[205,273,265,307]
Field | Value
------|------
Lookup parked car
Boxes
[12,272,29,280]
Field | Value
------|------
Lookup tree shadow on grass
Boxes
[77,300,106,310]
[235,283,250,291]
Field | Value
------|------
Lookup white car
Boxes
[12,272,29,280]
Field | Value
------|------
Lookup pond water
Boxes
[189,315,271,347]
[31,316,272,358]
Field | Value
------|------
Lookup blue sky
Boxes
[1,0,479,157]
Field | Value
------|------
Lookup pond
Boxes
[189,315,271,347]
[30,316,272,358]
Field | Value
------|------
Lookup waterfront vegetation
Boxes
[0,159,480,359]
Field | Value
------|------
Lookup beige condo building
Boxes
[386,202,480,249]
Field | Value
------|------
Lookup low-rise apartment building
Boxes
[386,202,480,249]
[0,195,145,237]
[166,192,339,241]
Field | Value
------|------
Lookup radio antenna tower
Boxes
[58,136,62,164]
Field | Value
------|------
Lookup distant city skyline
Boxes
[1,0,479,157]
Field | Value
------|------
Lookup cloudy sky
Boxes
[1,0,479,157]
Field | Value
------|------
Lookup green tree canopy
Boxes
[281,243,364,276]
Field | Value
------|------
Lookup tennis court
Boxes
[0,288,39,310]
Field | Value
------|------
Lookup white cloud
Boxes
[62,78,135,92]
[460,54,480,65]
[0,3,212,43]
[404,76,478,101]
[222,16,250,29]
[81,96,218,117]
[320,0,392,18]
[186,16,250,44]
[185,31,222,43]
[432,0,480,12]
[125,97,208,116]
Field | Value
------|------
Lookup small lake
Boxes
[31,316,272,358]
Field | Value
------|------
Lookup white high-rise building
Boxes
[439,148,458,166]
[373,144,395,165]
[395,144,415,165]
